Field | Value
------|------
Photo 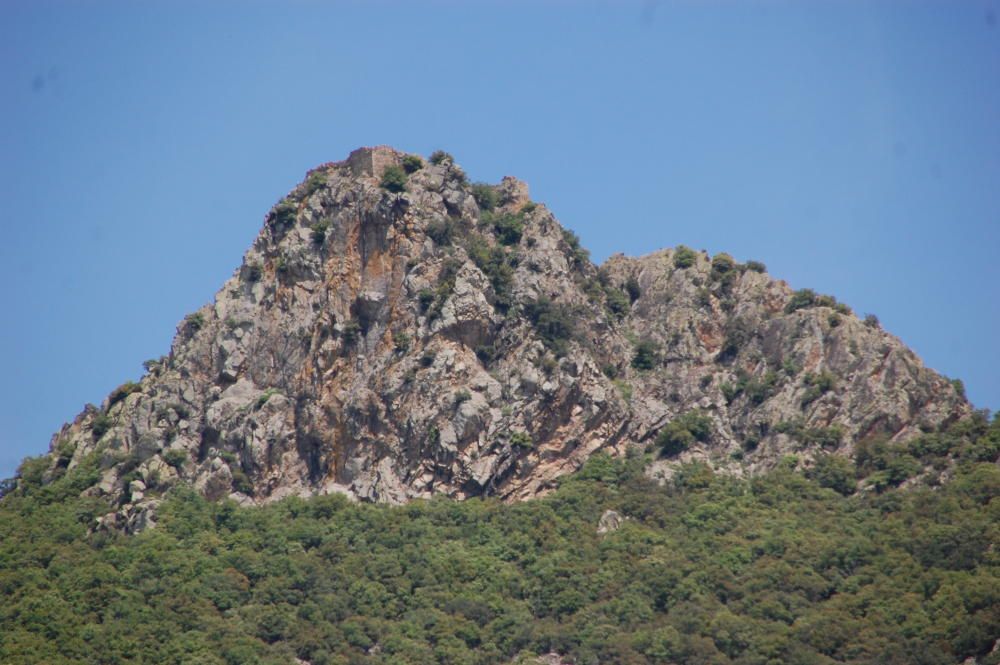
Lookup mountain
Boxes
[29,146,969,532]
[3,147,997,665]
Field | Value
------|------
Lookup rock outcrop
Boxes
[37,146,969,530]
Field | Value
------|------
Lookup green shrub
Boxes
[380,165,407,193]
[475,345,496,365]
[420,350,436,368]
[271,199,297,227]
[426,218,457,246]
[417,288,435,312]
[785,288,817,313]
[108,381,141,408]
[163,449,189,470]
[854,437,921,490]
[604,287,630,319]
[393,332,411,353]
[246,262,263,282]
[255,388,281,410]
[341,319,362,345]
[449,165,469,185]
[454,390,472,405]
[304,171,326,197]
[509,431,533,449]
[401,154,423,173]
[471,183,499,212]
[834,302,852,315]
[492,213,525,246]
[14,455,50,490]
[717,317,752,363]
[774,420,843,449]
[631,339,659,371]
[520,201,537,214]
[711,253,736,277]
[809,454,856,495]
[745,260,767,273]
[625,276,641,303]
[801,371,836,407]
[184,312,205,333]
[864,313,881,329]
[744,371,779,406]
[673,245,697,269]
[466,238,515,311]
[562,229,589,266]
[524,297,576,357]
[656,411,712,456]
[429,150,452,165]
[812,294,832,308]
[231,469,254,495]
[310,221,330,245]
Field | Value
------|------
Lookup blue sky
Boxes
[1,1,998,479]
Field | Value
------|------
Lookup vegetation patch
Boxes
[656,410,713,456]
[1,415,997,664]
[401,154,424,174]
[108,381,142,409]
[673,245,698,269]
[471,183,499,212]
[524,297,576,357]
[380,165,408,193]
[631,339,659,371]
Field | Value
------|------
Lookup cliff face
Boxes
[41,147,968,531]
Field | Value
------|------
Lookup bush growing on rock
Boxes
[673,245,697,269]
[471,183,499,212]
[491,212,525,246]
[656,411,712,456]
[426,218,457,246]
[429,150,452,165]
[785,288,817,313]
[310,220,329,245]
[604,286,630,319]
[303,171,326,197]
[562,229,589,266]
[524,297,576,357]
[91,413,113,439]
[163,449,188,469]
[271,199,297,228]
[711,253,736,276]
[380,165,407,193]
[631,339,659,370]
[108,381,141,408]
[625,276,641,303]
[509,431,533,448]
[401,154,423,173]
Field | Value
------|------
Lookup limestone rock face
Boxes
[40,146,969,530]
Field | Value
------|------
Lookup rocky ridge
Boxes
[37,146,969,531]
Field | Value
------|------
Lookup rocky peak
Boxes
[36,147,969,531]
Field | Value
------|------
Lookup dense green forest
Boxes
[1,415,998,665]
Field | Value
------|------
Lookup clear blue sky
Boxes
[1,1,998,479]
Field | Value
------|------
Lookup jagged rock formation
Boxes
[38,146,969,531]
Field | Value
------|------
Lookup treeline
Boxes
[0,415,997,665]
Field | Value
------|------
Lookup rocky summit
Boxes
[38,146,968,531]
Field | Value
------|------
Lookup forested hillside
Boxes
[2,413,997,665]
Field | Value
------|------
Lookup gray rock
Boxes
[597,509,624,535]
[38,146,970,531]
